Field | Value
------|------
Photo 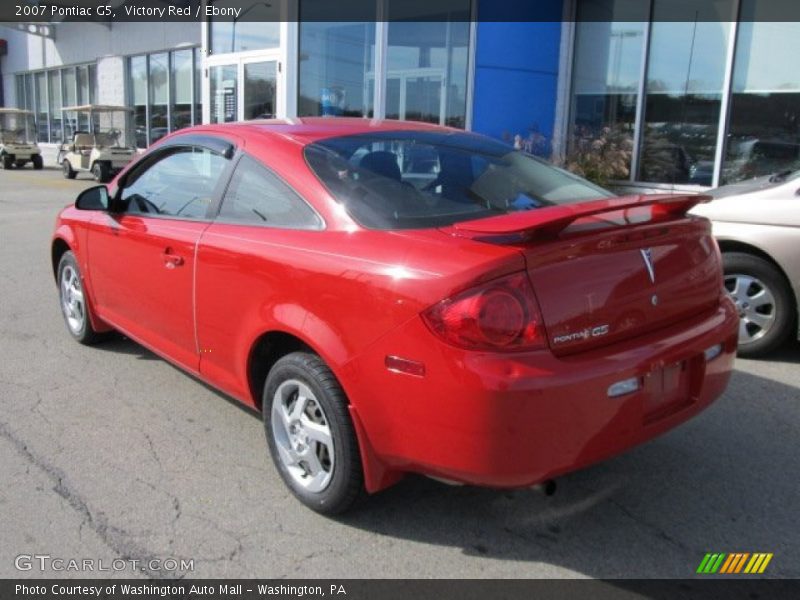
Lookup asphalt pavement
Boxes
[1,167,798,579]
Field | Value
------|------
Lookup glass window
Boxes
[638,0,735,185]
[244,61,277,120]
[61,68,76,107]
[88,64,97,104]
[13,64,95,143]
[210,65,238,123]
[120,147,228,219]
[723,8,800,182]
[209,1,279,54]
[305,132,611,230]
[298,17,376,118]
[218,155,322,229]
[129,56,148,149]
[171,49,194,131]
[24,73,35,113]
[570,0,648,178]
[149,53,169,144]
[76,66,90,131]
[76,66,90,104]
[16,75,25,109]
[194,49,202,126]
[61,68,77,140]
[385,5,471,128]
[34,72,49,142]
[48,70,63,143]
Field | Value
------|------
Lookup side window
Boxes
[218,155,322,229]
[120,146,227,219]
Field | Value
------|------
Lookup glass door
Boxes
[243,60,278,120]
[210,65,238,124]
[379,68,446,125]
[207,54,280,124]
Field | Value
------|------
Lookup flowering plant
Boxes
[559,125,633,187]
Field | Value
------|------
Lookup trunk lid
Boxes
[448,194,722,355]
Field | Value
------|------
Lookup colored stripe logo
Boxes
[697,553,773,574]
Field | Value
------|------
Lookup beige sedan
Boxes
[691,170,800,357]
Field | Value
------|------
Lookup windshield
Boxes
[709,166,800,199]
[90,110,135,148]
[0,112,36,144]
[775,168,800,183]
[63,110,135,148]
[304,131,613,230]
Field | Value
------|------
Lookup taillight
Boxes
[422,272,546,351]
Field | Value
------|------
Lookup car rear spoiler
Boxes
[450,194,712,241]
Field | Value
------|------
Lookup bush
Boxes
[559,126,633,187]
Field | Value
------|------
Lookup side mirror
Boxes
[75,185,109,211]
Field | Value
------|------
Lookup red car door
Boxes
[195,154,325,402]
[87,144,232,372]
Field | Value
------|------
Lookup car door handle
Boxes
[162,249,184,269]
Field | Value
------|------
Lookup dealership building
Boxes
[1,0,798,190]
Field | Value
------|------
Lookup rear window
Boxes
[304,130,613,230]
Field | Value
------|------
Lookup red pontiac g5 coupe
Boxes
[52,119,738,513]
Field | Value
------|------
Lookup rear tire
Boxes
[57,251,108,345]
[92,161,110,183]
[32,155,43,170]
[723,252,794,358]
[62,159,77,179]
[263,352,364,514]
[2,155,13,169]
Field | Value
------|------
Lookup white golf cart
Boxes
[0,108,43,170]
[57,105,136,182]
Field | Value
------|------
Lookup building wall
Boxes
[96,55,126,105]
[471,0,564,153]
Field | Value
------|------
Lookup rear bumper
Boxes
[347,297,739,490]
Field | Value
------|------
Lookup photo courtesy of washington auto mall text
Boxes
[14,583,348,598]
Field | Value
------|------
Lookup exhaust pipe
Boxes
[534,479,557,496]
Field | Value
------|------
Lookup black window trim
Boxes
[211,150,326,231]
[112,140,237,222]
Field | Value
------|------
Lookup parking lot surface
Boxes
[1,168,798,579]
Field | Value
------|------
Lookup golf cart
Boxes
[57,105,136,182]
[0,108,43,170]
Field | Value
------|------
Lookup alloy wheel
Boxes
[60,265,85,334]
[724,273,777,345]
[270,379,335,493]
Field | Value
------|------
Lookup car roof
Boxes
[187,117,462,146]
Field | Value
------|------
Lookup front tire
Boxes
[57,251,107,345]
[723,252,794,358]
[263,352,363,514]
[62,159,77,179]
[32,155,43,170]
[2,154,13,169]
